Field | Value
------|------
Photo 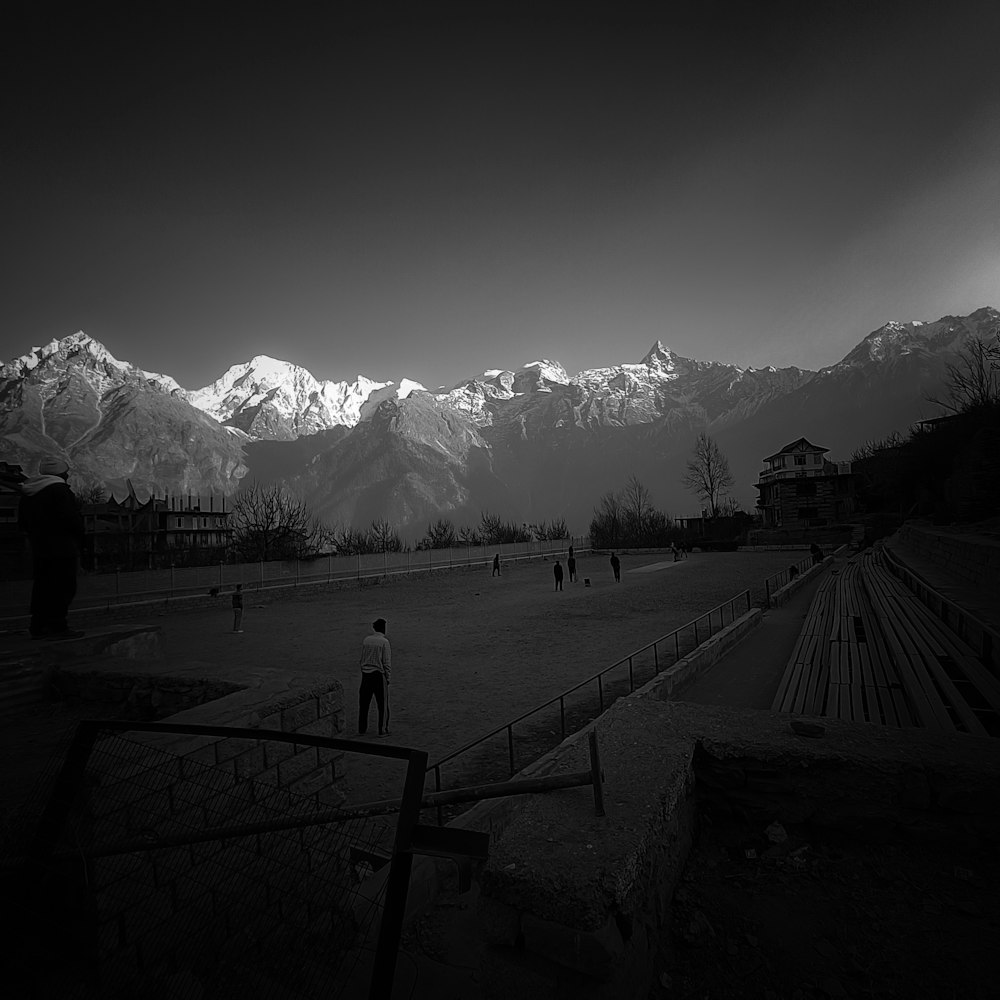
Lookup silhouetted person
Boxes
[567,554,577,582]
[17,457,85,640]
[358,617,391,737]
[810,543,823,565]
[232,583,244,632]
[553,559,564,591]
[671,542,680,562]
[610,552,621,582]
[788,564,799,580]
[493,553,501,576]
[568,544,574,560]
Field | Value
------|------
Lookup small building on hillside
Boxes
[754,438,857,529]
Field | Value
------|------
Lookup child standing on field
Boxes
[232,584,244,633]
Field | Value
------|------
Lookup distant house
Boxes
[754,438,856,529]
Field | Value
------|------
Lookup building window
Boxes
[794,454,806,465]
[798,506,818,520]
[176,518,182,528]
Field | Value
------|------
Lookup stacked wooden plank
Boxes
[825,558,912,727]
[861,549,998,737]
[771,574,837,716]
[773,547,998,736]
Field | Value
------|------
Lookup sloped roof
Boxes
[763,437,829,462]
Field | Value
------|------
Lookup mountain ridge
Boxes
[2,307,997,531]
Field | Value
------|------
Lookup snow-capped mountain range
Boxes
[1,306,997,531]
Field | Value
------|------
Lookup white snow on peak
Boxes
[520,360,569,384]
[397,378,426,398]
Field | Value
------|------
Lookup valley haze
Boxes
[1,307,997,536]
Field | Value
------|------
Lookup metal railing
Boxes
[0,537,590,621]
[763,554,816,606]
[19,720,433,1000]
[426,588,752,819]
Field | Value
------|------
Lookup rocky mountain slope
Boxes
[2,308,996,532]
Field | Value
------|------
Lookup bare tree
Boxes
[75,476,108,505]
[620,474,653,538]
[589,490,623,547]
[418,518,457,550]
[231,481,324,561]
[927,331,1000,414]
[367,517,402,552]
[682,433,734,518]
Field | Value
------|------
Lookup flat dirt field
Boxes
[3,549,798,816]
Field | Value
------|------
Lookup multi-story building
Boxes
[754,437,856,529]
[83,492,233,569]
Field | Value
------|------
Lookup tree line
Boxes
[589,432,746,548]
[852,332,1000,525]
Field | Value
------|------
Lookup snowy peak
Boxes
[641,340,675,369]
[184,356,401,438]
[0,330,181,393]
[835,307,1000,370]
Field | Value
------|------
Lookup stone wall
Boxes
[52,670,243,720]
[896,523,1000,591]
[471,695,1000,1000]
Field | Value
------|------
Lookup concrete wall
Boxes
[896,523,1000,591]
[469,691,1000,1000]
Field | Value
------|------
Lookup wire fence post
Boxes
[560,696,566,740]
[507,726,515,777]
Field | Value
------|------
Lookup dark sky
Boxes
[3,2,998,390]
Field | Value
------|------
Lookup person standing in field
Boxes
[359,617,391,737]
[567,553,577,582]
[553,559,564,591]
[231,584,244,632]
[610,552,621,582]
[493,553,501,576]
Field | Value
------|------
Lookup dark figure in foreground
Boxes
[610,552,621,582]
[493,553,501,576]
[810,543,824,565]
[17,457,85,640]
[231,584,244,632]
[359,617,392,736]
[568,544,574,560]
[553,559,564,591]
[567,555,577,582]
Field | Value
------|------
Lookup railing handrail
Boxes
[427,588,751,772]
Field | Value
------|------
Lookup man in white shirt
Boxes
[358,617,391,737]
